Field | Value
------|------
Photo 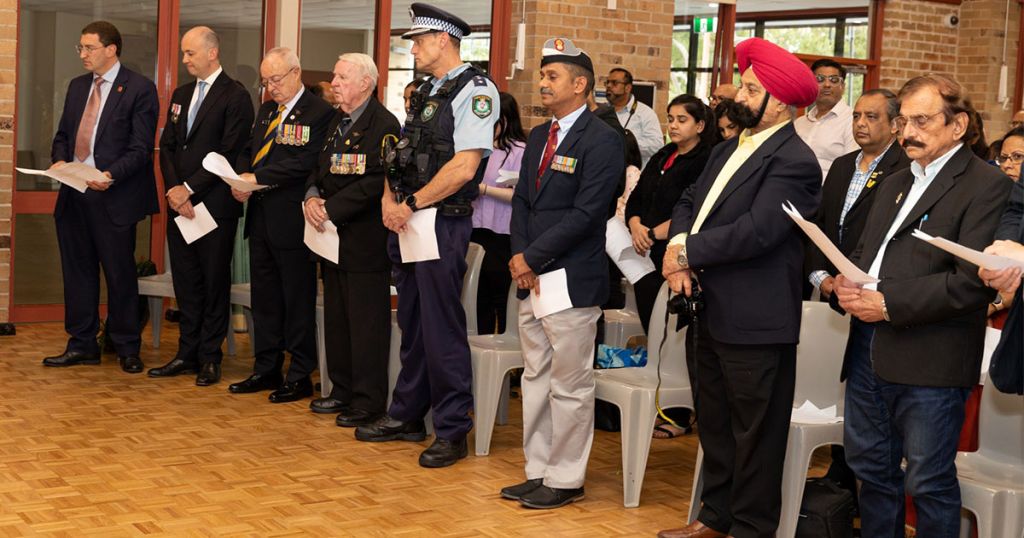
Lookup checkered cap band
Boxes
[411,16,465,39]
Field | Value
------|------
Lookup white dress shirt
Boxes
[553,103,587,148]
[794,99,858,181]
[615,95,664,169]
[78,61,121,168]
[183,67,223,193]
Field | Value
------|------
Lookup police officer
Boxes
[354,3,500,469]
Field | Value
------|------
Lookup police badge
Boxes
[472,95,492,119]
[421,102,438,122]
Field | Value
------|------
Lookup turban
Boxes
[736,38,818,108]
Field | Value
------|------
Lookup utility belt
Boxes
[393,190,474,217]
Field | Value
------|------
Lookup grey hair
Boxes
[337,52,379,87]
[266,46,300,69]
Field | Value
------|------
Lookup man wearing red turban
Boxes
[658,38,821,538]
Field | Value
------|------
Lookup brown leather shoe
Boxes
[656,520,727,538]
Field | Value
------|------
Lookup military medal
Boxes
[300,125,309,145]
[330,153,343,174]
[550,155,577,174]
[170,103,181,123]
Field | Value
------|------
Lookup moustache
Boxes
[903,138,926,149]
[539,88,554,96]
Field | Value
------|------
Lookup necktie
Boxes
[252,104,286,167]
[536,120,560,189]
[187,80,207,135]
[336,116,352,142]
[74,77,104,162]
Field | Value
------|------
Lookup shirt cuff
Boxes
[668,232,688,247]
[183,182,194,194]
[304,186,320,201]
[809,270,830,288]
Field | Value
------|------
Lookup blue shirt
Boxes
[430,63,499,156]
[839,141,895,240]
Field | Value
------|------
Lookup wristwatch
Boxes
[647,228,657,241]
[881,297,891,322]
[404,194,418,211]
[992,294,1005,311]
[676,243,689,269]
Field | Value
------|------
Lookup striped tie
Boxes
[252,104,286,167]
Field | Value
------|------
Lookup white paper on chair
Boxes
[530,268,574,319]
[16,163,111,193]
[398,207,440,263]
[495,169,519,187]
[202,152,267,192]
[303,217,339,264]
[782,201,878,285]
[173,202,218,244]
[911,229,1024,271]
[791,400,842,424]
[604,217,656,284]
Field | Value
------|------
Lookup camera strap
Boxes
[654,289,698,431]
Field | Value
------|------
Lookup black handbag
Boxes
[795,478,855,538]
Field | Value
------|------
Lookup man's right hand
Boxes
[665,268,693,297]
[231,188,251,203]
[820,276,836,299]
[167,185,193,218]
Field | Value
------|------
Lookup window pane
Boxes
[693,30,716,69]
[669,71,688,99]
[762,20,837,57]
[845,17,869,60]
[300,0,376,99]
[179,0,263,108]
[672,28,690,69]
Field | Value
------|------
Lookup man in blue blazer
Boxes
[500,38,623,510]
[43,21,159,374]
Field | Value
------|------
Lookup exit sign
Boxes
[694,17,716,33]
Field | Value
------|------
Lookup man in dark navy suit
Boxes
[499,38,622,510]
[43,21,159,374]
[227,47,334,404]
[658,38,821,538]
[148,26,254,386]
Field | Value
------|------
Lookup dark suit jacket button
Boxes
[183,144,188,150]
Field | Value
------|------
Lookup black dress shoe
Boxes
[42,350,100,367]
[268,377,313,403]
[500,478,544,501]
[147,358,198,377]
[519,486,584,509]
[118,355,145,374]
[310,397,349,414]
[354,415,427,442]
[228,373,283,394]
[418,437,468,468]
[335,408,383,428]
[195,363,221,386]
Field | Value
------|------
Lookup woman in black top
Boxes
[625,94,717,334]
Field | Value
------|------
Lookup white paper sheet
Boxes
[981,326,1001,385]
[495,169,519,187]
[17,163,111,193]
[202,152,267,192]
[173,202,218,244]
[911,229,1024,271]
[791,400,842,424]
[398,207,440,263]
[303,218,339,264]
[782,201,879,285]
[604,217,656,284]
[530,268,574,319]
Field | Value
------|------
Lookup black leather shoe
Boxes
[519,486,584,509]
[354,415,426,442]
[147,358,198,378]
[118,355,144,374]
[500,478,544,501]
[195,363,221,386]
[268,377,313,403]
[310,397,349,414]
[418,437,468,468]
[335,408,383,428]
[42,351,100,367]
[228,373,283,394]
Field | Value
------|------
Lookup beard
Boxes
[732,102,763,129]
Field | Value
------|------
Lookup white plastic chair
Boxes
[688,301,850,537]
[604,280,644,347]
[958,330,1024,538]
[595,282,692,507]
[463,242,485,336]
[470,283,521,456]
[137,240,174,348]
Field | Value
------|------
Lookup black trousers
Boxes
[322,266,391,413]
[248,230,317,382]
[633,243,667,335]
[687,320,796,538]
[167,215,237,365]
[469,228,511,335]
[56,193,140,356]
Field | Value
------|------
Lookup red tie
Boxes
[75,77,104,162]
[536,120,560,189]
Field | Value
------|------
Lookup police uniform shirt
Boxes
[427,63,500,156]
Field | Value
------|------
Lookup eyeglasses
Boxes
[75,44,104,54]
[996,152,1024,166]
[260,67,297,89]
[604,79,627,87]
[1012,121,1024,129]
[815,74,843,84]
[893,112,945,132]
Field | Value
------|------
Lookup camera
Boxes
[943,13,959,28]
[667,285,704,329]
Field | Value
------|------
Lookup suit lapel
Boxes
[95,67,129,141]
[848,143,900,215]
[858,171,914,269]
[891,145,972,237]
[186,73,230,141]
[535,111,591,201]
[698,125,792,223]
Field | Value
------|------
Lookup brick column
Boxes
[0,0,14,325]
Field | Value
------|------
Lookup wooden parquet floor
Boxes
[0,322,827,537]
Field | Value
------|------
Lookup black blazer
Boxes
[159,71,254,219]
[307,96,399,272]
[807,142,911,279]
[51,66,160,226]
[510,108,624,307]
[846,144,1011,387]
[668,122,821,345]
[991,179,1024,393]
[238,89,335,250]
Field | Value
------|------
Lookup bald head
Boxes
[181,26,220,79]
[710,84,738,108]
[1012,109,1024,129]
[261,47,303,105]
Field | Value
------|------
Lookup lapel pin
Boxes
[896,192,904,205]
[117,85,124,93]
[866,179,876,189]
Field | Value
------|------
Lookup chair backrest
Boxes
[501,282,519,338]
[623,279,638,313]
[641,282,688,379]
[793,301,850,410]
[461,242,486,336]
[978,374,1024,465]
[163,238,172,274]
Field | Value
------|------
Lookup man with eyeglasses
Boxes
[604,67,664,168]
[43,21,159,374]
[833,74,1012,537]
[709,83,737,109]
[227,47,334,404]
[794,58,858,180]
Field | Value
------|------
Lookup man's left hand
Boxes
[509,253,533,280]
[383,199,413,233]
[86,171,113,191]
[838,286,887,323]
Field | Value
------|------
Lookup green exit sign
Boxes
[694,17,716,33]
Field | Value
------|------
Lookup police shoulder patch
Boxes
[472,95,492,119]
[473,75,488,87]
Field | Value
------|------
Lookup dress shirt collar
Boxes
[855,139,896,174]
[805,99,850,123]
[197,66,222,87]
[345,94,372,126]
[430,63,472,93]
[97,61,120,85]
[910,142,964,183]
[278,85,304,118]
[738,118,790,147]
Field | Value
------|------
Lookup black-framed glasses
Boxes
[893,112,945,132]
[260,67,297,89]
[604,79,627,87]
[815,74,843,84]
[75,44,104,54]
[996,152,1024,166]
